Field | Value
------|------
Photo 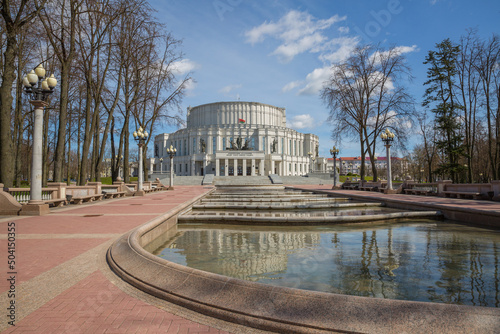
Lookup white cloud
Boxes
[318,36,360,63]
[219,84,242,94]
[282,80,302,93]
[338,27,349,34]
[288,114,316,129]
[370,45,419,64]
[171,59,200,76]
[298,66,331,95]
[245,10,346,62]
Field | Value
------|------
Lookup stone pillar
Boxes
[259,160,264,176]
[30,101,46,204]
[113,181,125,192]
[191,159,196,176]
[242,159,247,176]
[437,180,452,197]
[224,159,228,176]
[271,160,275,175]
[87,182,102,196]
[233,159,238,176]
[47,182,67,200]
[215,159,220,176]
[251,159,256,176]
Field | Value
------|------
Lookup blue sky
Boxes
[150,0,499,158]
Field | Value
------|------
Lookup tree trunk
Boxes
[0,35,17,187]
[53,61,71,182]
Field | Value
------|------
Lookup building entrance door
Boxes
[237,166,243,176]
[201,167,204,176]
[228,166,234,176]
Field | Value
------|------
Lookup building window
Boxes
[295,163,297,172]
[262,137,266,151]
[213,137,216,153]
[179,164,182,173]
[186,164,188,174]
[252,137,255,150]
[294,140,297,156]
[193,138,196,154]
[289,140,292,155]
[183,140,187,156]
[223,138,226,151]
[281,138,284,154]
[174,164,176,173]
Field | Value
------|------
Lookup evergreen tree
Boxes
[423,38,466,183]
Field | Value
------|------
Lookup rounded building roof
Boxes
[186,101,287,128]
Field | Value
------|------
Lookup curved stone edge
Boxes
[107,192,500,333]
[178,211,443,225]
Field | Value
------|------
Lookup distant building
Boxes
[327,156,408,179]
[153,101,327,176]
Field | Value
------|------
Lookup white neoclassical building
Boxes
[153,101,326,176]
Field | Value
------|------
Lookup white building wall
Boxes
[154,102,321,176]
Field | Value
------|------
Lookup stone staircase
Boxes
[151,175,336,186]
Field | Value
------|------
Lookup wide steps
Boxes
[192,202,384,211]
[179,210,443,225]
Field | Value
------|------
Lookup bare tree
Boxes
[322,44,414,181]
[475,34,500,180]
[37,0,82,182]
[0,0,49,186]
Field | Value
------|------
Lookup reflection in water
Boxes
[152,221,500,307]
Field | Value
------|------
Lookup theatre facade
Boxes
[153,101,326,176]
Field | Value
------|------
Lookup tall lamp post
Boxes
[330,146,339,189]
[381,128,395,190]
[166,145,177,190]
[21,64,57,215]
[159,157,163,174]
[133,127,148,195]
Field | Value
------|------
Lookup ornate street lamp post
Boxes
[166,145,177,190]
[133,127,148,195]
[159,157,163,174]
[21,64,57,215]
[381,128,395,190]
[330,146,339,189]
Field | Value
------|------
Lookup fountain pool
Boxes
[151,220,500,308]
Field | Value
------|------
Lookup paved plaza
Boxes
[1,185,499,333]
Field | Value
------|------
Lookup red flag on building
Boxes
[239,118,246,123]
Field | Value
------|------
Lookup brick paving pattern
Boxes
[2,184,498,333]
[0,186,233,334]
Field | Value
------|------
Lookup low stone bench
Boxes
[102,191,126,199]
[68,194,103,205]
[442,190,482,200]
[404,189,434,196]
[44,198,67,207]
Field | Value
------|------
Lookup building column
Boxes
[271,160,275,175]
[259,159,264,176]
[191,159,196,176]
[224,159,228,176]
[251,159,256,176]
[215,158,220,176]
[233,158,238,176]
[242,159,247,176]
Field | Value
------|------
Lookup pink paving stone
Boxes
[2,270,229,334]
[0,214,157,235]
[0,238,109,293]
[56,203,179,215]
